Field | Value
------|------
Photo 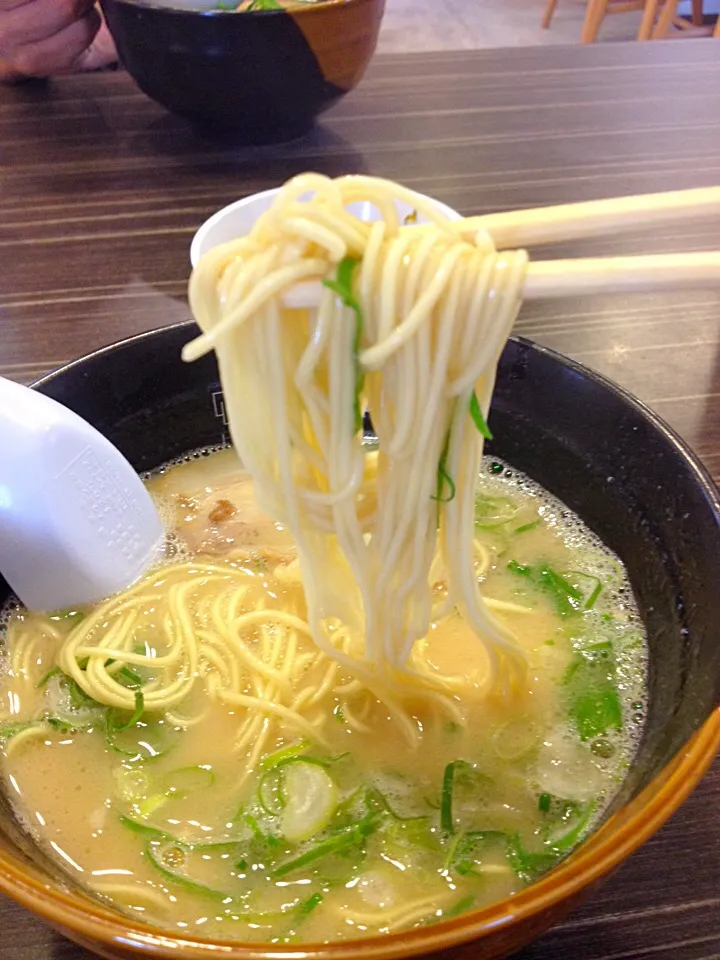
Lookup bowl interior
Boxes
[25,323,720,787]
[0,323,719,953]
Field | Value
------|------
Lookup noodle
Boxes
[2,551,480,756]
[183,173,529,693]
[2,174,530,755]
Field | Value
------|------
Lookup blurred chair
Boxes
[542,0,707,42]
[641,0,716,36]
[641,0,692,35]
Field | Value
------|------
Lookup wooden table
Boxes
[1,35,719,960]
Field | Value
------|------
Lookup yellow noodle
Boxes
[184,172,529,697]
[4,723,52,758]
[340,893,453,931]
[95,882,171,912]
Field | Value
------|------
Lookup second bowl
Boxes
[100,0,385,139]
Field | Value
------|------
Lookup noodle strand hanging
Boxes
[183,173,530,692]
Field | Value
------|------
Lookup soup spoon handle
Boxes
[0,376,163,613]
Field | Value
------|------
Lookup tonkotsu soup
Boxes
[0,448,646,942]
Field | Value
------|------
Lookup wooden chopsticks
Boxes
[523,251,720,299]
[281,187,720,307]
[453,186,720,298]
[458,186,720,249]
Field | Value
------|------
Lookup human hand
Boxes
[0,0,117,82]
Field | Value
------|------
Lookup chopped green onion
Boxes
[67,679,101,710]
[258,768,286,816]
[0,717,84,739]
[192,836,249,850]
[279,762,338,843]
[381,817,440,856]
[323,257,364,433]
[442,895,476,920]
[365,787,429,823]
[514,518,542,535]
[119,814,246,850]
[0,720,45,740]
[107,690,144,734]
[294,891,323,923]
[145,841,234,901]
[507,560,583,616]
[564,642,623,741]
[564,571,603,611]
[46,718,75,732]
[35,666,61,689]
[469,392,493,440]
[106,714,176,760]
[259,740,311,770]
[440,760,473,834]
[116,665,144,689]
[431,433,456,505]
[119,814,176,843]
[544,799,596,852]
[161,765,215,798]
[243,812,282,849]
[272,813,380,878]
[445,829,507,876]
[537,565,583,615]
[475,496,519,529]
[136,794,167,819]
[538,793,551,813]
[506,834,561,883]
[243,812,267,841]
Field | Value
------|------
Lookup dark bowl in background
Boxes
[99,0,384,140]
[0,321,718,960]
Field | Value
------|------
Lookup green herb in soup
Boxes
[0,450,646,942]
[215,0,323,11]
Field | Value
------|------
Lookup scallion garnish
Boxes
[271,812,380,878]
[431,433,456,506]
[107,689,145,733]
[469,391,493,440]
[34,666,61,690]
[145,841,234,901]
[323,257,364,433]
[440,759,473,833]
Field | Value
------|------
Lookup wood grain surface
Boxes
[1,36,719,960]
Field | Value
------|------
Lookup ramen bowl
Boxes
[0,323,718,959]
[99,0,384,140]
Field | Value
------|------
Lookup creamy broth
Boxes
[0,450,646,942]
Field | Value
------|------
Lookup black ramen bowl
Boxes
[99,0,384,140]
[0,321,718,960]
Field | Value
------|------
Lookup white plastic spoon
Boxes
[0,376,163,613]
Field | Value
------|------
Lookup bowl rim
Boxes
[189,188,462,269]
[102,0,376,18]
[1,323,719,959]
